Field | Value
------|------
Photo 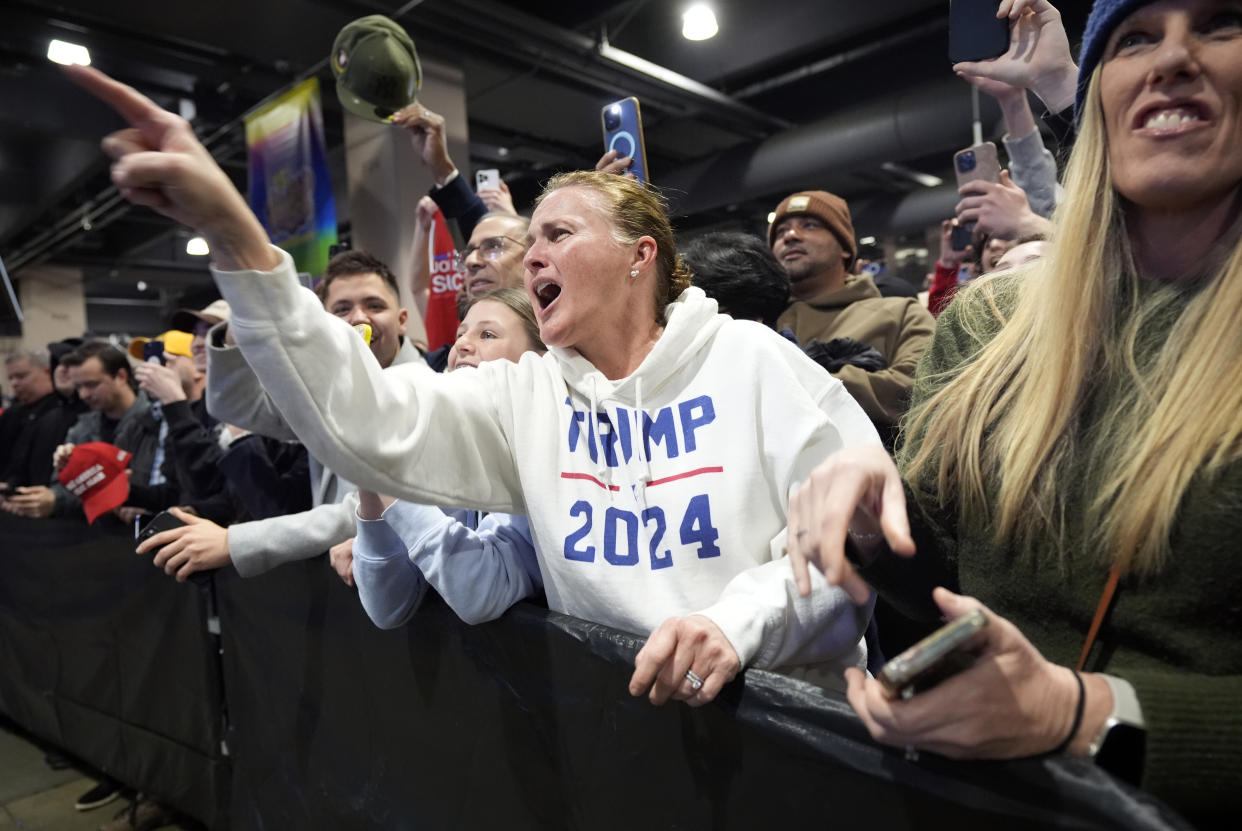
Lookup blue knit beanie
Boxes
[1076,0,1153,121]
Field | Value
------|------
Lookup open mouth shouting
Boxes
[531,277,563,314]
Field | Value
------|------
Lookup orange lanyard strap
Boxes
[1077,562,1123,673]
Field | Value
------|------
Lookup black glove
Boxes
[803,337,888,373]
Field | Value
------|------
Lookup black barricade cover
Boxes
[214,557,1192,831]
[0,513,227,826]
[1,516,1194,831]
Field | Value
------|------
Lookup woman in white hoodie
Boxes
[72,65,881,706]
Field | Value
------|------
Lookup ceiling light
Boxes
[859,236,877,246]
[186,236,210,256]
[682,5,719,41]
[766,211,777,224]
[48,39,91,67]
[880,162,943,189]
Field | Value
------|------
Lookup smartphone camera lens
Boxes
[604,105,621,131]
[956,151,976,173]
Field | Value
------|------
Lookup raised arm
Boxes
[407,196,438,322]
[953,1,1078,115]
[65,65,279,273]
[71,65,524,512]
[391,103,488,239]
[962,70,1061,218]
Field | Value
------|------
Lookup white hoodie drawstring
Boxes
[632,376,651,513]
[586,376,614,502]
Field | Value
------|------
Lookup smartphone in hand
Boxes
[136,509,187,545]
[136,509,214,585]
[950,224,975,252]
[475,168,500,192]
[601,97,649,184]
[878,608,988,699]
[142,340,166,365]
[948,0,1010,64]
[952,141,1000,246]
[953,142,1000,190]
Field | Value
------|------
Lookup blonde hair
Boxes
[537,170,692,319]
[462,287,546,354]
[900,69,1242,578]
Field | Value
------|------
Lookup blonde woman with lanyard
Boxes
[784,0,1242,823]
[71,67,881,706]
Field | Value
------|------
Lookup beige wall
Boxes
[343,56,468,353]
[1,265,86,400]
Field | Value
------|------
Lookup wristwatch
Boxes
[1088,674,1147,786]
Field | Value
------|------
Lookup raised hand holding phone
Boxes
[953,0,1078,115]
[951,141,1000,246]
[475,168,499,192]
[477,179,516,215]
[956,170,1051,240]
[601,97,649,183]
[948,0,1010,64]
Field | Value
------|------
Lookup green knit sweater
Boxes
[865,274,1242,824]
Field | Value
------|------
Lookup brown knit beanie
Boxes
[768,191,857,270]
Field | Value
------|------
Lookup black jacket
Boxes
[0,392,79,487]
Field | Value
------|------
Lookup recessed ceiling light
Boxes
[186,236,210,256]
[48,39,91,67]
[682,5,719,41]
[880,161,943,189]
[859,236,877,246]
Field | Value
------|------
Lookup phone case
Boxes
[142,340,166,365]
[601,97,649,183]
[953,141,1001,189]
[878,609,987,698]
[475,169,499,191]
[950,223,974,252]
[137,510,188,544]
[948,0,1010,64]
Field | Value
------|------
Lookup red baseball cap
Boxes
[57,442,133,524]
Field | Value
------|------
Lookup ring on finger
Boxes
[685,669,704,691]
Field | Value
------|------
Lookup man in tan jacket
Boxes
[769,191,934,445]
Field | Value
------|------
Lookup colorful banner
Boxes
[424,207,465,351]
[244,77,337,278]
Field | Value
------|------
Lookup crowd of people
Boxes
[1,0,1238,826]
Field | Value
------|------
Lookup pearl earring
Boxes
[630,269,639,277]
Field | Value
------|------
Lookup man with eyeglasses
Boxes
[411,212,530,374]
[456,213,530,300]
[392,101,528,369]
